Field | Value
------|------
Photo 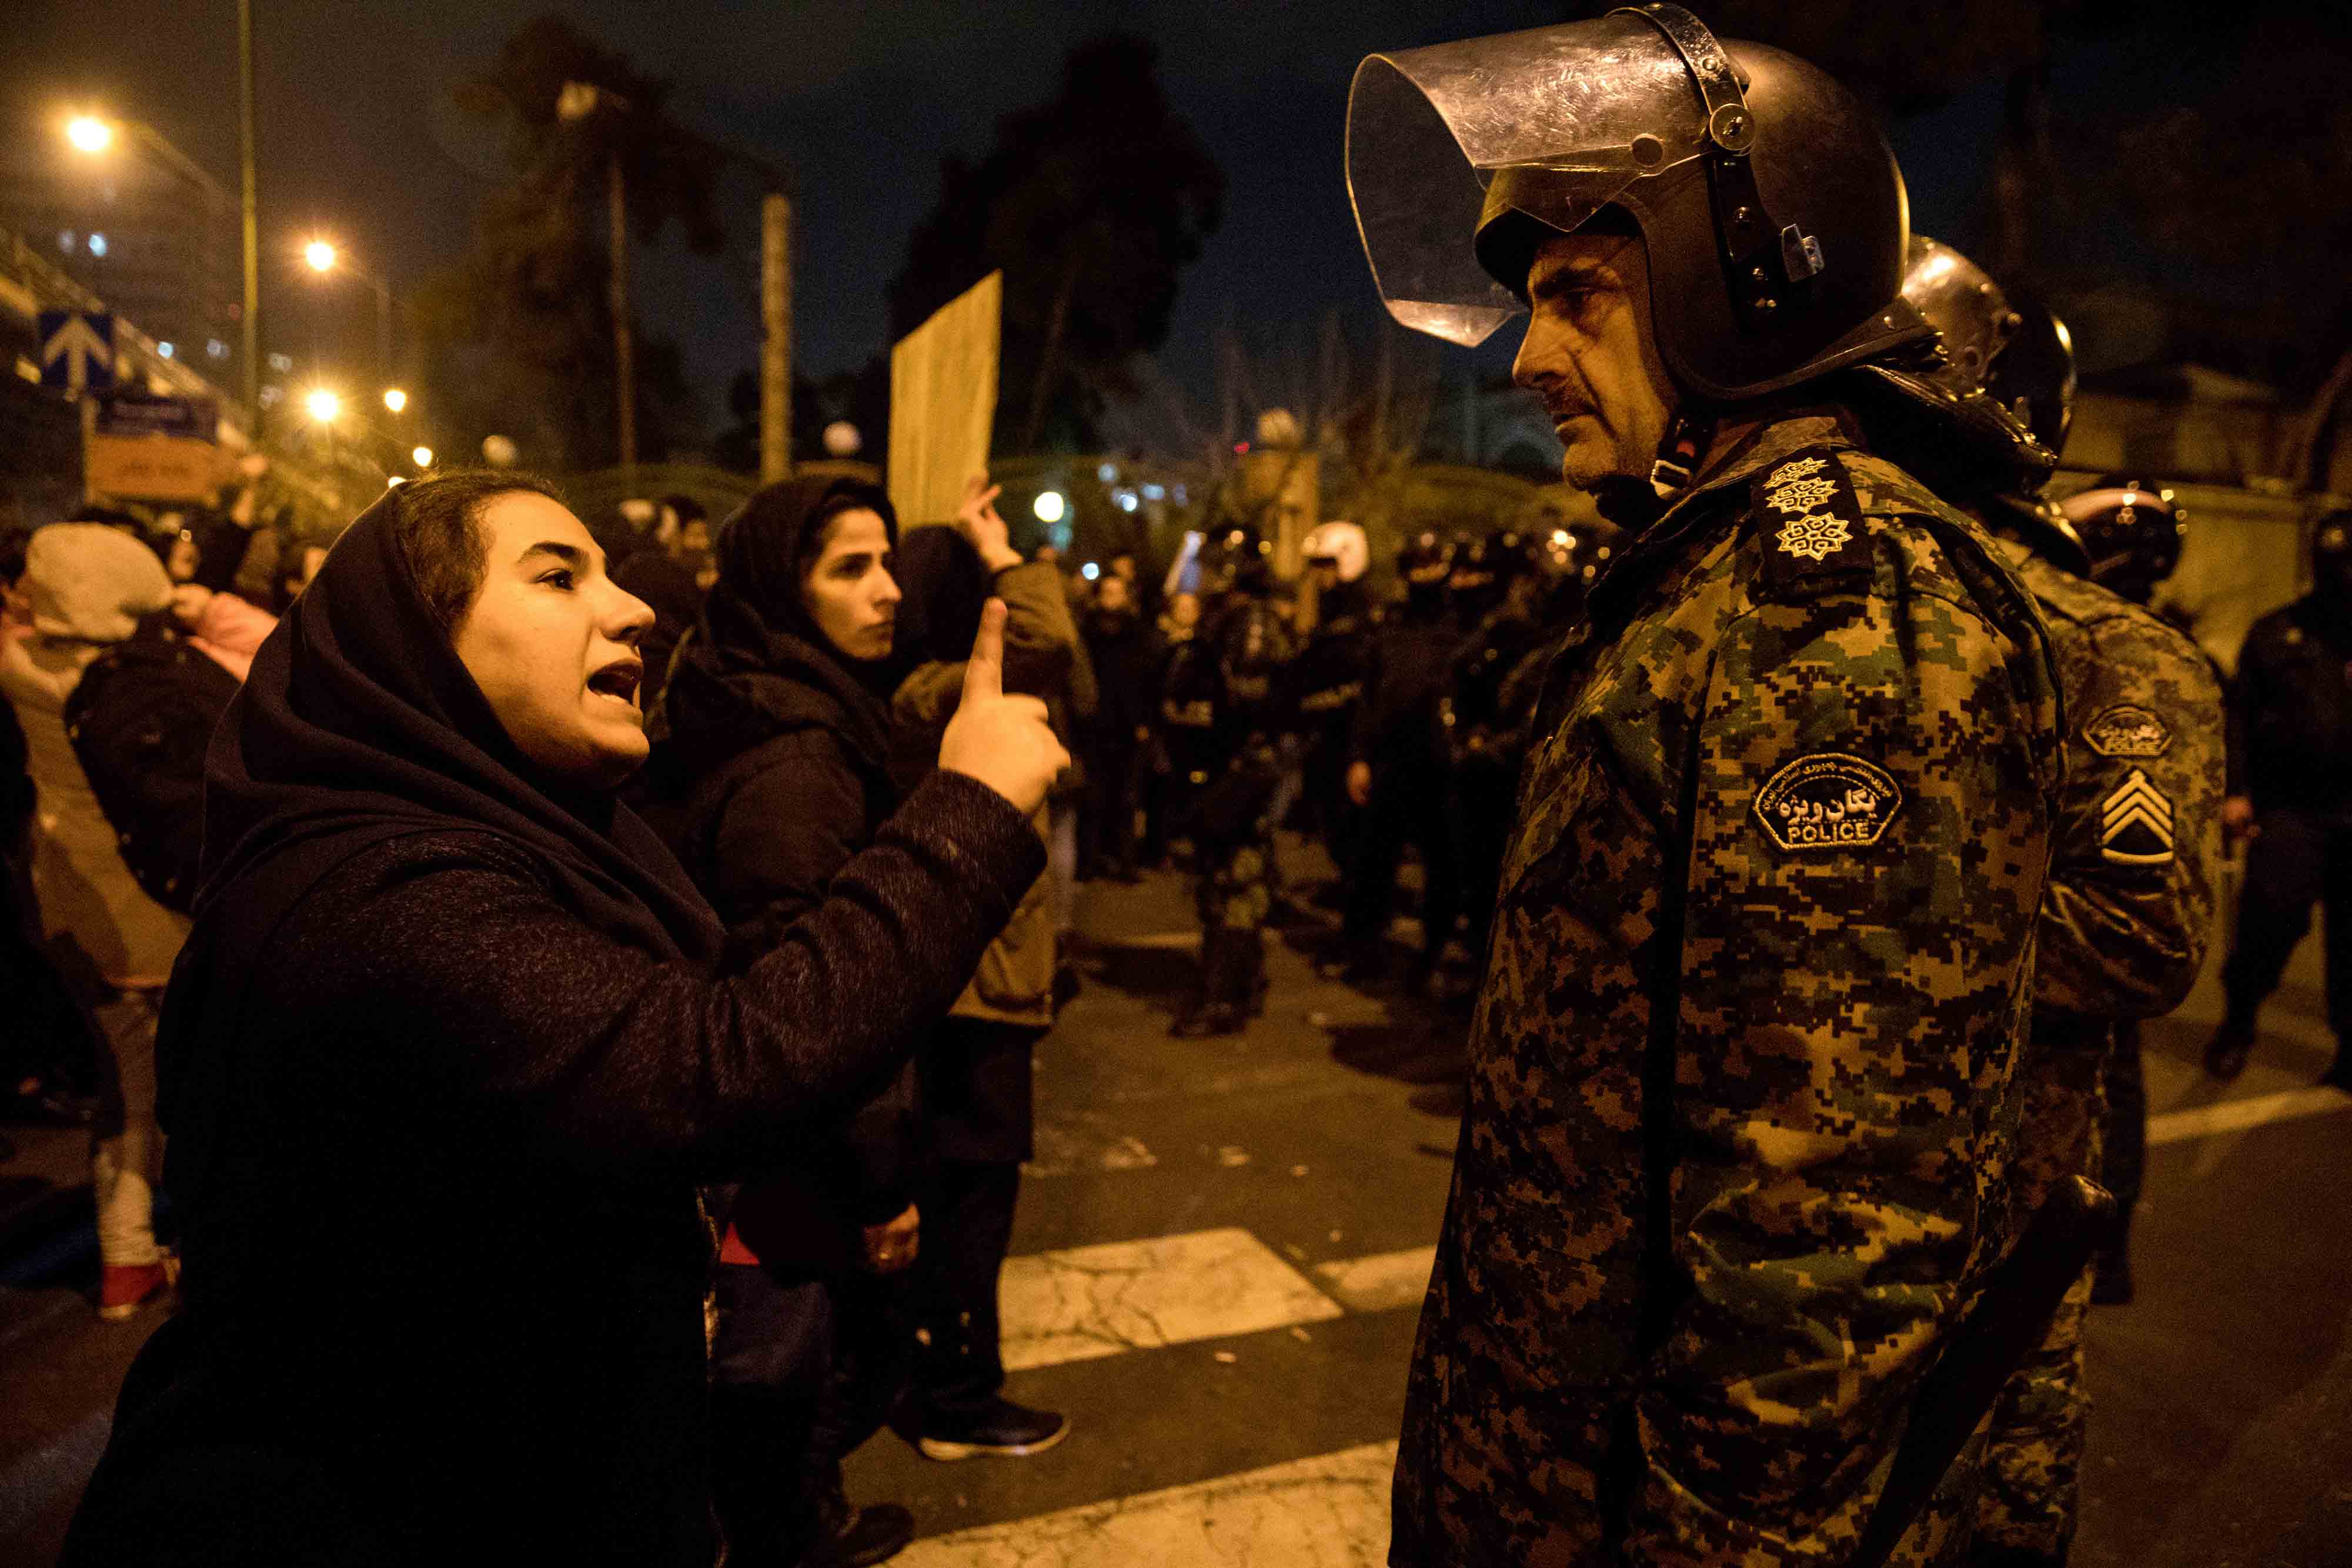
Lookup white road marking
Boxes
[893,1441,1398,1567]
[999,1228,1343,1373]
[2146,1085,2350,1145]
[1312,1245,1437,1314]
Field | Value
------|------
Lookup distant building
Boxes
[0,138,239,379]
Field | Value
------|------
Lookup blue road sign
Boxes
[38,310,116,394]
[96,391,218,441]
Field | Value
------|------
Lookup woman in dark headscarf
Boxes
[62,470,1066,1568]
[657,474,919,1567]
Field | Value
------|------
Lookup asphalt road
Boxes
[3,842,2347,1565]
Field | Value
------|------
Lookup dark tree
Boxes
[888,34,1224,455]
[413,15,727,470]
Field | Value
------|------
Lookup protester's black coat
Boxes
[662,476,916,1261]
[62,486,1041,1568]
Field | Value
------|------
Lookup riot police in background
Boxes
[2055,475,2209,1309]
[1439,529,1549,958]
[1289,522,1377,882]
[1168,524,1295,1037]
[1326,529,1461,991]
[2205,507,2352,1093]
[1902,237,2224,1566]
[1350,10,2068,1559]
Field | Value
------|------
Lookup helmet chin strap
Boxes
[1587,408,1715,530]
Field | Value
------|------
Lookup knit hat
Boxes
[26,522,174,644]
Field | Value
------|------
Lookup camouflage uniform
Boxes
[1391,416,2067,1567]
[1969,540,2223,1564]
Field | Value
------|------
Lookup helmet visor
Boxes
[1347,14,1712,346]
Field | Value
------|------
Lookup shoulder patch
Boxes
[1754,752,1902,854]
[2082,703,2172,758]
[2101,768,2175,865]
[1753,446,1873,589]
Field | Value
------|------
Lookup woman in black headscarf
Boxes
[62,471,1066,1568]
[656,475,918,1566]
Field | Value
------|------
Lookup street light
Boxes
[305,387,342,423]
[65,115,115,153]
[411,445,433,469]
[61,107,259,426]
[300,236,394,385]
[382,387,407,414]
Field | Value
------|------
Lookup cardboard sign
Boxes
[889,270,1001,529]
[86,434,225,502]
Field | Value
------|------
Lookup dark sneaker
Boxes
[799,1503,914,1568]
[2320,1047,2352,1094]
[2202,1018,2256,1081]
[1170,1002,1245,1038]
[917,1398,1069,1461]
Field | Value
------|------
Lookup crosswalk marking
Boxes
[892,1441,1398,1567]
[1312,1245,1436,1314]
[2146,1085,2350,1145]
[1000,1228,1344,1373]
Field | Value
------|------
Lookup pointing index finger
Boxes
[963,597,1007,702]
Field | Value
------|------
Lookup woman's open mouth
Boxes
[586,660,643,708]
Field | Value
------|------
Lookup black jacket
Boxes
[2229,596,2352,811]
[65,486,1041,1568]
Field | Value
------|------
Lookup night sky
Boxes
[5,1,2176,438]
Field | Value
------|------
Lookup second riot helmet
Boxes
[2058,480,2185,601]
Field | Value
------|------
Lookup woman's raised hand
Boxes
[938,599,1069,815]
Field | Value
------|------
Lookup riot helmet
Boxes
[1398,529,1455,618]
[1899,236,2019,401]
[2307,509,2352,609]
[1347,4,1931,403]
[1302,520,1370,584]
[1201,522,1272,596]
[2057,479,2184,604]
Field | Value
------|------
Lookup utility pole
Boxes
[607,149,636,472]
[761,193,791,483]
[238,0,260,431]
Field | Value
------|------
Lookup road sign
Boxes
[86,433,226,502]
[96,391,218,441]
[38,310,115,394]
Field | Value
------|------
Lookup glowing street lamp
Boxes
[65,115,116,154]
[1033,490,1067,524]
[411,445,433,469]
[304,239,338,273]
[304,387,342,423]
[382,387,407,414]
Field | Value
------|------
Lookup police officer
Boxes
[1440,529,1550,958]
[1289,522,1377,880]
[1900,238,2224,1566]
[1327,530,1461,991]
[2204,506,2352,1092]
[1348,11,2067,1560]
[2054,477,2213,1310]
[1168,524,1294,1037]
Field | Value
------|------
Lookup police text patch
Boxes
[1754,447,1872,589]
[1754,753,1902,853]
[2100,768,2175,865]
[2082,704,2172,758]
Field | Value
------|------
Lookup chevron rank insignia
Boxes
[1753,446,1871,590]
[2082,704,2173,758]
[2100,768,2176,865]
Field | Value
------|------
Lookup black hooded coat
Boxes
[62,485,1042,1568]
[658,476,916,1264]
